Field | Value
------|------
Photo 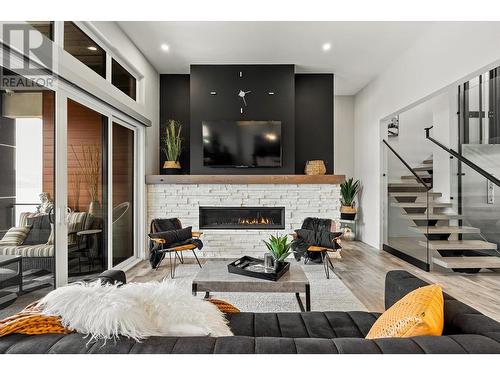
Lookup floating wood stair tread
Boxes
[388,182,428,187]
[432,256,500,269]
[422,159,433,164]
[401,175,433,180]
[389,192,442,197]
[391,202,452,208]
[401,213,464,220]
[413,166,434,172]
[410,226,480,234]
[420,240,498,250]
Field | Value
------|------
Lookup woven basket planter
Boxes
[304,160,326,175]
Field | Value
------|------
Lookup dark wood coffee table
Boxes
[192,260,311,311]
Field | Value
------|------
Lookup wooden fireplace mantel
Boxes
[146,174,345,185]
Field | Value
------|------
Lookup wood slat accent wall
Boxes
[43,98,104,212]
[42,91,55,200]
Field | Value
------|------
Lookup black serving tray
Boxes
[227,256,290,281]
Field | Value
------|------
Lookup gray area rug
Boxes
[163,261,366,312]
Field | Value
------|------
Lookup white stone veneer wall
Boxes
[147,184,341,258]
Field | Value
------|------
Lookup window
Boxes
[0,68,56,297]
[27,21,54,40]
[64,22,106,78]
[112,59,137,100]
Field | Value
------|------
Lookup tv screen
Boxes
[203,120,282,168]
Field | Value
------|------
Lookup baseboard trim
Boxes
[382,244,430,272]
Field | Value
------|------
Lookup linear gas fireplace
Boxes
[199,206,285,230]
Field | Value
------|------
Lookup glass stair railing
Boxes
[383,139,432,271]
[425,127,500,273]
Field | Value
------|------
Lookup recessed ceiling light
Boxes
[161,44,170,52]
[87,46,97,51]
[322,43,331,52]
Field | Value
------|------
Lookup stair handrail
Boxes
[382,139,431,190]
[425,126,500,188]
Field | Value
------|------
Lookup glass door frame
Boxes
[108,116,142,270]
[54,87,144,286]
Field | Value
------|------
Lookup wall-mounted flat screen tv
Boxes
[203,120,282,168]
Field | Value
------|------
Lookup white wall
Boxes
[334,95,355,177]
[354,22,500,248]
[90,22,160,175]
[148,183,340,258]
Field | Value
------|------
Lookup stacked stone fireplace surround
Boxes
[147,183,341,258]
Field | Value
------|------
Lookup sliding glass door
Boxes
[66,99,108,278]
[112,122,135,266]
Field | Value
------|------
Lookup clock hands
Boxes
[238,90,252,106]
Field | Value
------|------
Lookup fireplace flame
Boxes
[238,217,273,225]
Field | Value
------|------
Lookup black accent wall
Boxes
[190,65,295,175]
[295,74,334,174]
[159,65,334,176]
[159,74,190,174]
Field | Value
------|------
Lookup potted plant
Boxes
[263,234,293,270]
[340,177,360,220]
[161,119,182,174]
[72,144,101,216]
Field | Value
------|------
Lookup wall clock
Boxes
[238,89,252,106]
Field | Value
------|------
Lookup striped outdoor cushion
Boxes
[67,212,88,245]
[19,212,43,227]
[0,227,31,246]
[0,244,54,257]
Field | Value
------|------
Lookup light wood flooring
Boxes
[126,241,500,321]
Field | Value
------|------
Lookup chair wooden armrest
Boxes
[169,244,198,252]
[307,245,329,252]
[150,237,166,244]
[192,231,203,238]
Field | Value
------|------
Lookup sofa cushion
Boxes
[0,227,31,246]
[148,226,193,245]
[367,284,444,339]
[227,311,381,339]
[23,215,51,245]
[295,229,342,249]
[0,244,54,257]
[1,332,500,354]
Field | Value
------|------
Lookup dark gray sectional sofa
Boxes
[1,270,500,354]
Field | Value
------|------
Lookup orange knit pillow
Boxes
[208,299,240,314]
[0,302,70,337]
[366,284,444,339]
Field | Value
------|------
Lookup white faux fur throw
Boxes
[38,281,233,341]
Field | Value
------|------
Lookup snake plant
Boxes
[340,177,360,207]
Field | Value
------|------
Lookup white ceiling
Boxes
[118,22,433,95]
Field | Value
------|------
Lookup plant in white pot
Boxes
[263,234,293,270]
[340,177,360,220]
[162,119,183,174]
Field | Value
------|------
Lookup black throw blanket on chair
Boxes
[148,218,203,268]
[292,217,341,263]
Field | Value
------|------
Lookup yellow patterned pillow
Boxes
[366,284,444,339]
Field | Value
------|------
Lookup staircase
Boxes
[388,157,500,272]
